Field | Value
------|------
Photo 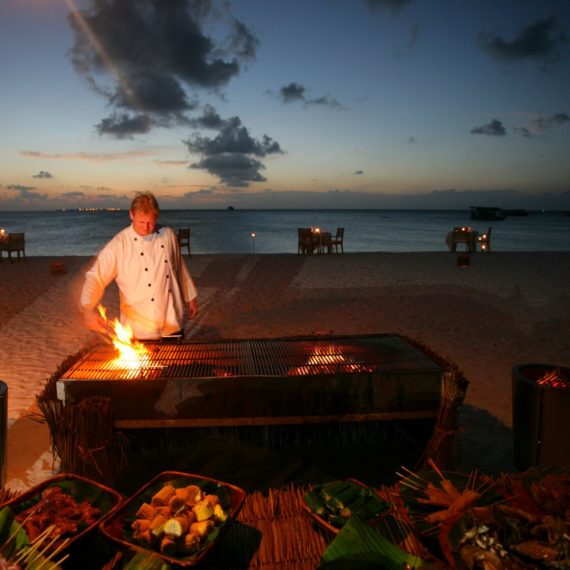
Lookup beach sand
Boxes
[1,252,569,492]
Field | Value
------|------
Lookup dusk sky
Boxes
[1,0,570,211]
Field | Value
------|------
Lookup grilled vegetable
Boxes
[303,479,387,530]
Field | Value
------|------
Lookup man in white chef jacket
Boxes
[80,192,198,340]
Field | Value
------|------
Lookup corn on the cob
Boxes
[182,485,203,506]
[135,502,157,520]
[151,485,176,507]
[149,514,168,537]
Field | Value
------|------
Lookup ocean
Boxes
[1,209,569,256]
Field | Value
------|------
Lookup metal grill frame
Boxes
[57,334,445,429]
[61,334,442,381]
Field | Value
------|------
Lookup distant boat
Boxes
[500,208,529,216]
[470,206,506,221]
[227,205,235,211]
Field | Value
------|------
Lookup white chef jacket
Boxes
[80,224,197,340]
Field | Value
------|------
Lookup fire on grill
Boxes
[536,367,570,390]
[56,334,444,429]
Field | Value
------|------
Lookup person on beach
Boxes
[80,192,198,340]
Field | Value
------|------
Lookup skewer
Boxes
[427,458,446,480]
[34,536,71,570]
[395,474,424,492]
[12,526,55,564]
[400,479,424,491]
[36,553,70,570]
[399,465,431,485]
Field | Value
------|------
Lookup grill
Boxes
[61,335,436,380]
[57,334,444,429]
[512,364,570,469]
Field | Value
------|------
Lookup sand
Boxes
[1,252,569,492]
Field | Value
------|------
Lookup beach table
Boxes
[445,226,479,253]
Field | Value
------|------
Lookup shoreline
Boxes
[1,252,569,491]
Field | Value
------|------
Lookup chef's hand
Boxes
[188,299,198,319]
[83,308,107,333]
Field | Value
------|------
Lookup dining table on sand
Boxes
[314,229,332,254]
[299,228,332,255]
[445,226,479,253]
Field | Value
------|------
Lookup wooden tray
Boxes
[0,472,123,551]
[98,471,246,567]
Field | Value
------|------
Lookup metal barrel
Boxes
[512,364,570,470]
[0,381,7,488]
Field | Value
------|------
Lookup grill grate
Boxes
[61,334,441,381]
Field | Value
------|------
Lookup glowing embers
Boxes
[287,343,374,376]
[537,367,570,390]
[97,304,150,374]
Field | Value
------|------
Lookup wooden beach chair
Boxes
[177,228,191,255]
[0,232,25,262]
[297,228,314,255]
[448,227,476,253]
[329,227,345,254]
[476,226,492,252]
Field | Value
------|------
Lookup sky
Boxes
[1,0,570,211]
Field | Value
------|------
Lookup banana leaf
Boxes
[302,479,388,534]
[0,473,123,554]
[8,473,121,516]
[122,551,172,570]
[319,514,436,570]
[0,506,62,570]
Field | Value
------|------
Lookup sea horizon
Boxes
[1,208,569,256]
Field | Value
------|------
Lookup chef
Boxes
[80,192,198,340]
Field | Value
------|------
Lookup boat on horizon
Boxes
[470,206,529,220]
[470,206,506,220]
[500,208,529,216]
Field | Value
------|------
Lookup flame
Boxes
[288,344,372,376]
[97,304,149,372]
[537,368,570,390]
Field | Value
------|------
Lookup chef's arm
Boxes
[80,248,117,332]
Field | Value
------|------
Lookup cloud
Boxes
[470,119,506,136]
[21,149,156,162]
[184,187,216,198]
[406,23,419,50]
[67,0,258,138]
[534,112,570,130]
[365,0,415,11]
[167,187,570,211]
[184,115,284,187]
[478,16,566,68]
[279,82,305,103]
[277,82,344,110]
[6,184,48,201]
[33,171,53,179]
[62,191,85,198]
[513,127,536,139]
[95,113,154,139]
[155,160,189,166]
[395,23,420,58]
[187,104,226,130]
[407,136,419,144]
[514,112,570,138]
